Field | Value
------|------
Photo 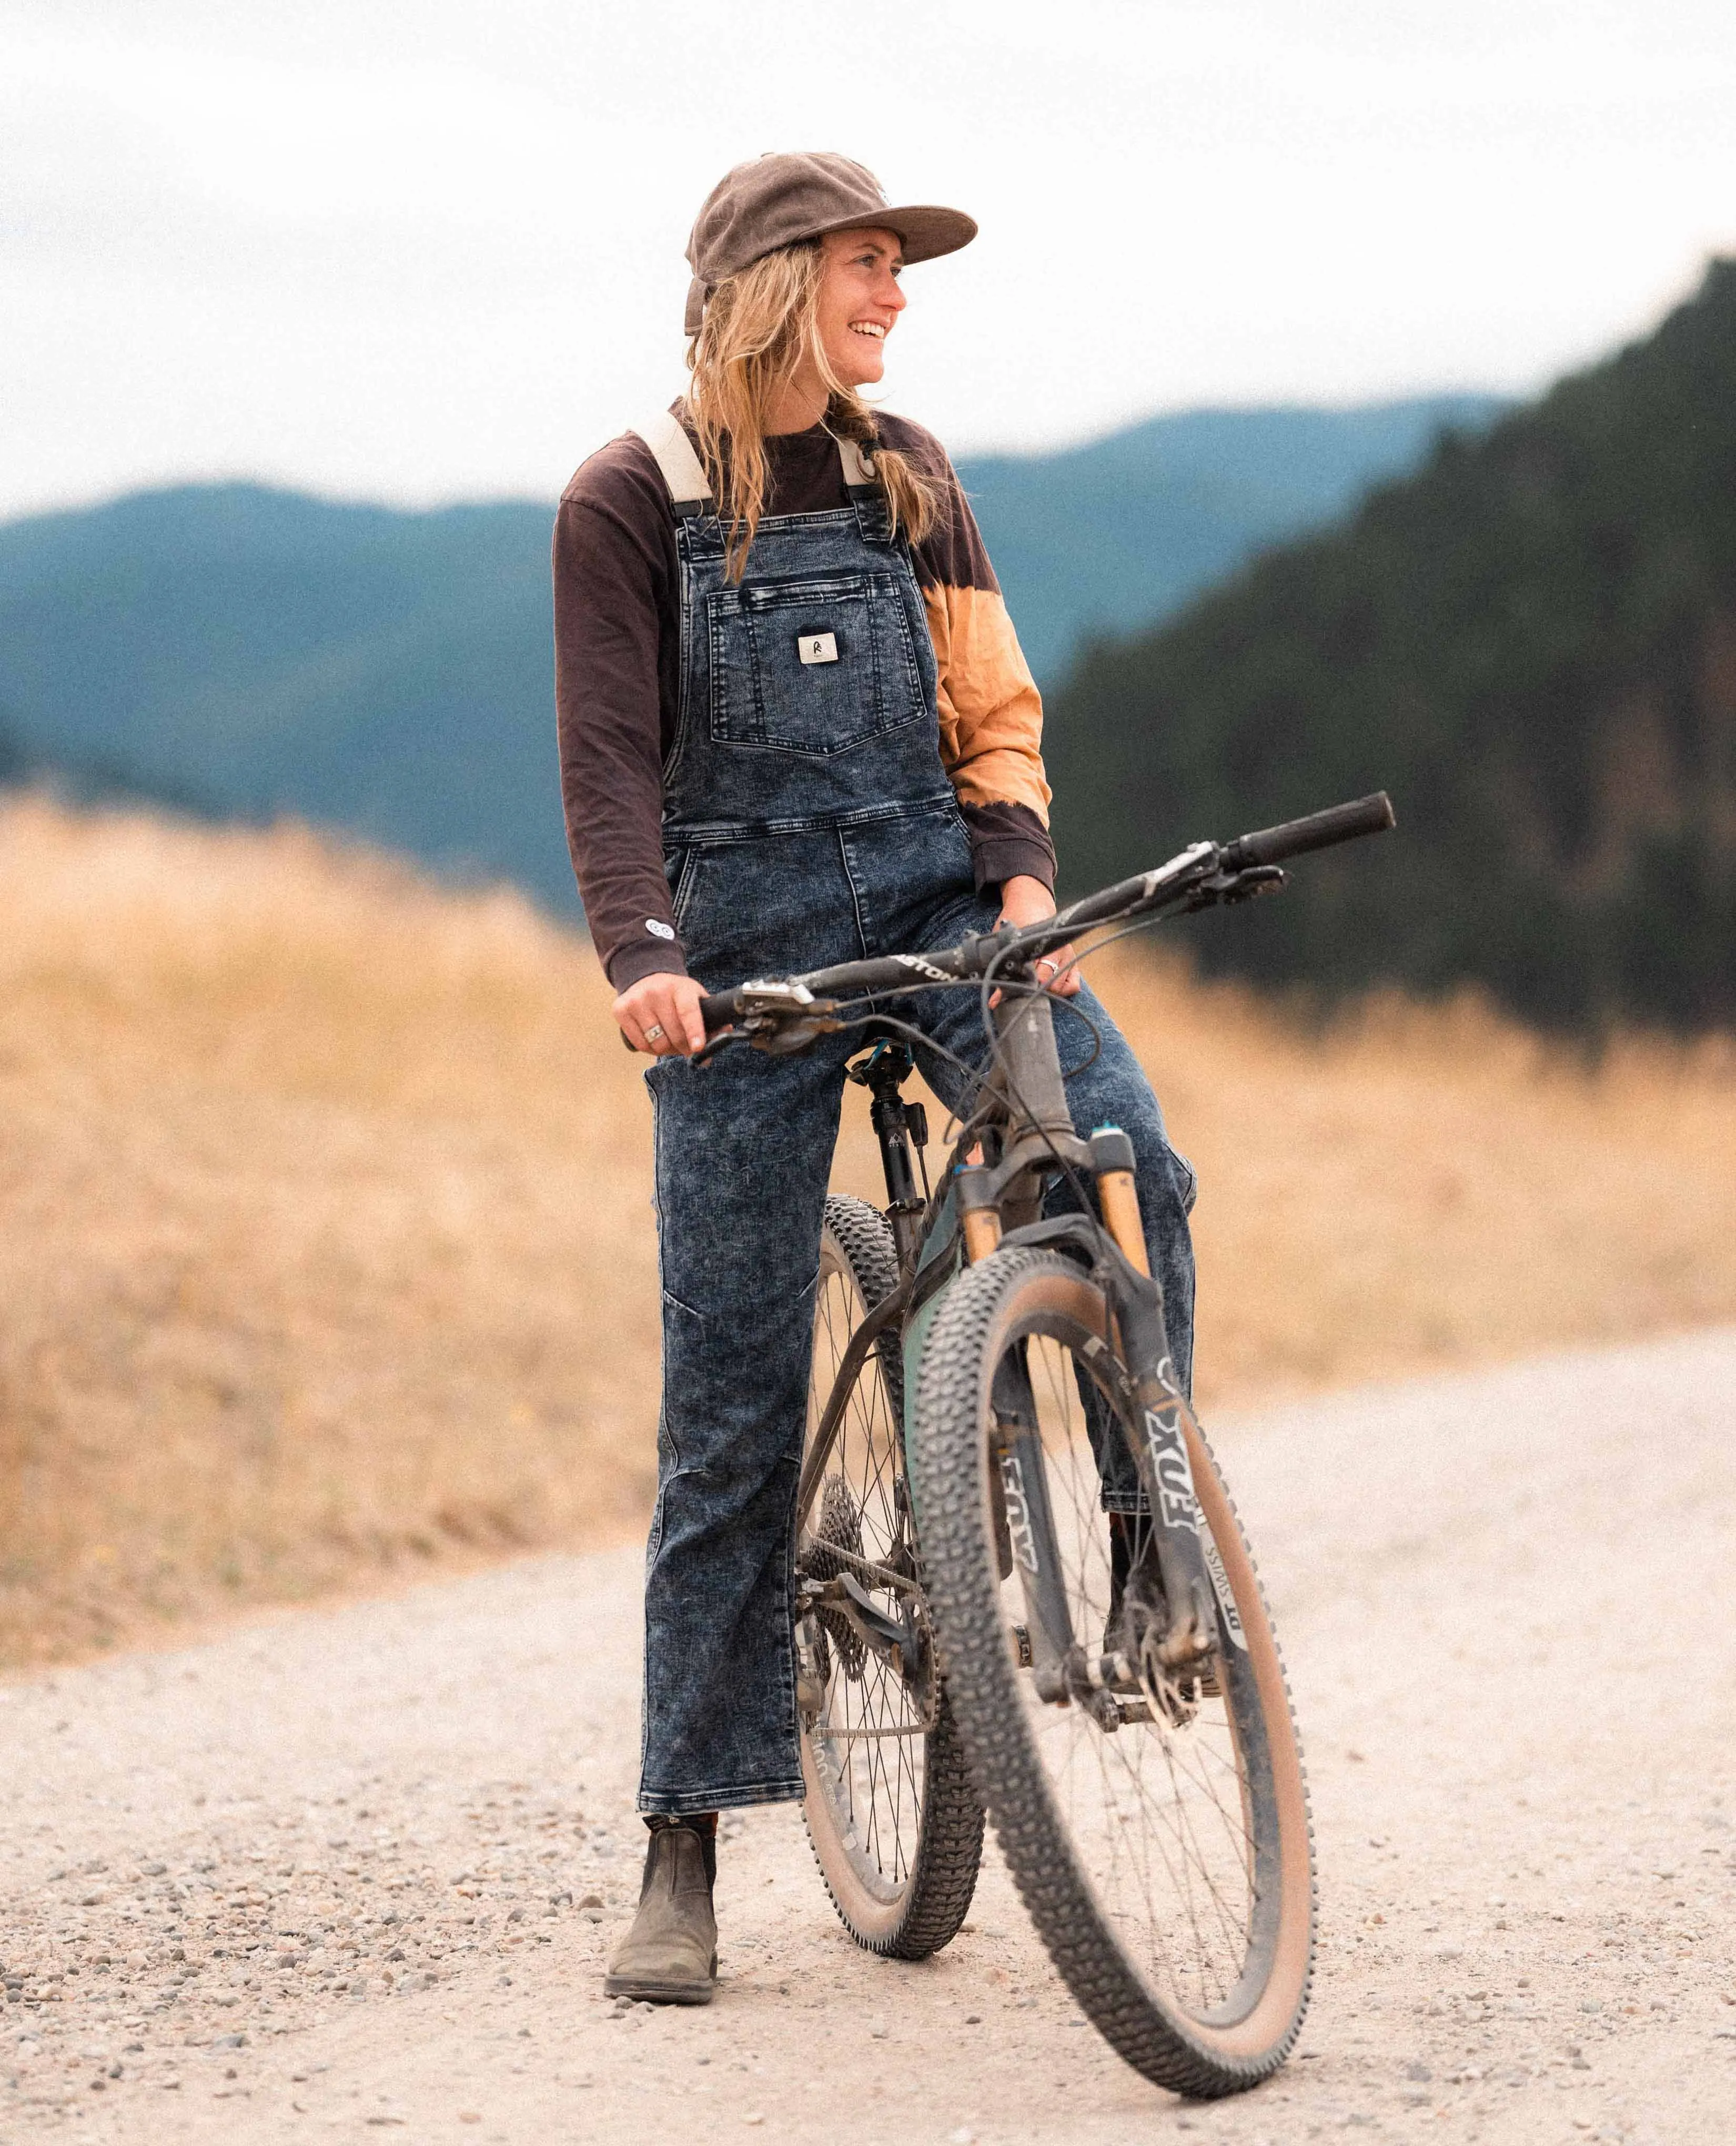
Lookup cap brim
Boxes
[813,202,978,266]
[684,202,978,335]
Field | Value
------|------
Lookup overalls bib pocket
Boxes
[706,572,924,757]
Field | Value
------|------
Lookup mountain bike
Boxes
[699,792,1395,2098]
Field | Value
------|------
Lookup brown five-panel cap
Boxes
[684,151,977,335]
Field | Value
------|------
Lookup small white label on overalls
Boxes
[798,632,838,665]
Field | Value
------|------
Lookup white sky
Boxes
[4,0,1733,518]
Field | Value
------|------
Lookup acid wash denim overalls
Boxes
[632,410,1197,1816]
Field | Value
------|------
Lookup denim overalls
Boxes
[633,412,1196,1815]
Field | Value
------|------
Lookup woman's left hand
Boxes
[996,874,1081,997]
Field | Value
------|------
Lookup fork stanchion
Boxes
[1088,1126,1150,1277]
[955,1165,1002,1263]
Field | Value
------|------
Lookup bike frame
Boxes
[782,792,1396,1706]
[798,990,1233,1703]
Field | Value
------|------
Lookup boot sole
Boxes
[603,1959,717,2007]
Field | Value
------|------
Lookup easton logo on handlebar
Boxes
[892,953,955,983]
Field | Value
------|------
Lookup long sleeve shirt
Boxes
[553,409,1054,990]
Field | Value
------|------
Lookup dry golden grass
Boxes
[3,793,1733,1668]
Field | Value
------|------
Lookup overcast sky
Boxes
[4,0,1733,519]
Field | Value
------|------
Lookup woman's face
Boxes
[814,226,906,389]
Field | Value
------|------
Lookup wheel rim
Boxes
[800,1238,928,1920]
[992,1302,1277,2030]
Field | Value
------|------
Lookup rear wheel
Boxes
[911,1247,1315,2096]
[798,1195,984,1957]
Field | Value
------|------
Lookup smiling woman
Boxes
[682,228,936,581]
[555,157,1063,1020]
[551,149,1200,2011]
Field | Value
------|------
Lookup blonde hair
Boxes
[685,241,936,580]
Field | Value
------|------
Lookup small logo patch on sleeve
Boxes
[798,632,838,665]
[645,918,676,940]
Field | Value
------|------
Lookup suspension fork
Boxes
[989,1343,1076,1681]
[995,1335,1196,1733]
[980,999,1224,1681]
[979,1214,1248,1678]
[1105,1261,1249,1669]
[1076,1123,1245,1668]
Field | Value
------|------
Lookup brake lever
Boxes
[744,1011,846,1056]
[713,981,847,1060]
[692,1027,747,1067]
[1182,864,1286,912]
[633,1011,841,1070]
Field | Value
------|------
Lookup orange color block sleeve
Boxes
[923,581,1052,824]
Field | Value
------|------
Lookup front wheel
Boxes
[911,1247,1315,2097]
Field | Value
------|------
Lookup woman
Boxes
[553,151,1196,2005]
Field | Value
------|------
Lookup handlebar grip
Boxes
[700,987,744,1033]
[617,986,745,1050]
[1222,791,1395,870]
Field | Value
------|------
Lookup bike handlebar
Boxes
[1219,791,1395,870]
[694,789,1395,1038]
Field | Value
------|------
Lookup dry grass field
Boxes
[3,793,1733,1668]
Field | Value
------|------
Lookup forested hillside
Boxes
[957,397,1503,679]
[0,401,1491,913]
[1047,260,1736,1033]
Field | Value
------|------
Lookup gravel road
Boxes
[2,1330,1732,2145]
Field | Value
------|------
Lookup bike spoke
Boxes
[806,1254,925,1903]
[1001,1328,1258,2022]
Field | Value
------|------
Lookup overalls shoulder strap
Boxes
[633,410,711,517]
[631,410,877,516]
[834,433,877,488]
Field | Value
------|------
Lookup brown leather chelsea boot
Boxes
[603,1819,718,2005]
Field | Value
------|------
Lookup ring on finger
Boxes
[644,1023,665,1043]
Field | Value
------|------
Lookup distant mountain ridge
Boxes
[0,485,564,895]
[0,398,1503,914]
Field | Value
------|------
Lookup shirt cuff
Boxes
[967,827,1057,896]
[605,938,692,991]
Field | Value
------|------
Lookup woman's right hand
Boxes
[613,970,710,1057]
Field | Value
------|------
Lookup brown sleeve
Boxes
[552,437,691,990]
[880,416,1057,893]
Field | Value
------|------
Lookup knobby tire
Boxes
[910,1246,1316,2096]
